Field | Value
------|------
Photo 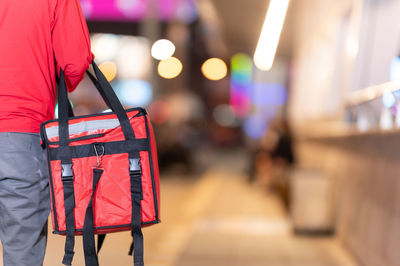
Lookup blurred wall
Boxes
[352,0,400,90]
[297,135,400,266]
[289,0,400,265]
[289,0,362,126]
[288,0,400,128]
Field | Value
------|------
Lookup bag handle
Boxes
[58,60,136,144]
[57,61,139,266]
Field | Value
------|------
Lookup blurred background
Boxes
[45,0,400,265]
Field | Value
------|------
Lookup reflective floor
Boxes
[0,150,357,266]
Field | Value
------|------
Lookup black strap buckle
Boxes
[129,158,141,175]
[129,158,142,200]
[61,163,74,182]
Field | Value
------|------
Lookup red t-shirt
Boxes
[0,0,93,133]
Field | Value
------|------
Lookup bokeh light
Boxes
[148,100,171,124]
[174,0,198,23]
[114,80,153,107]
[390,56,400,82]
[99,61,117,82]
[253,83,287,106]
[81,0,147,21]
[230,53,253,117]
[116,36,152,80]
[244,115,268,139]
[116,0,143,13]
[231,53,253,83]
[91,34,119,62]
[382,90,396,109]
[201,58,228,81]
[151,39,176,60]
[213,104,238,127]
[91,34,152,80]
[158,57,183,79]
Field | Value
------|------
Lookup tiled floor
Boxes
[0,151,357,265]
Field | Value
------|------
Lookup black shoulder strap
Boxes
[128,157,144,266]
[82,168,104,266]
[58,70,76,266]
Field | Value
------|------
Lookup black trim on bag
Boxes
[48,139,149,160]
[144,118,159,222]
[45,142,60,232]
[53,220,159,235]
[47,133,106,145]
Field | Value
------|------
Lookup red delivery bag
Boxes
[40,61,160,266]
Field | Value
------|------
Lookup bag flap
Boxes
[41,108,146,144]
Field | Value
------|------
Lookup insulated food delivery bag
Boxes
[40,61,160,266]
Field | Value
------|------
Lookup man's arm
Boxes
[52,0,94,92]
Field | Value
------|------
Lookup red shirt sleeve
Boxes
[52,0,94,92]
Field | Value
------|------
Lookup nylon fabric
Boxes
[0,133,50,266]
[45,110,143,141]
[48,140,149,160]
[147,117,161,217]
[129,163,144,266]
[41,61,160,266]
[50,151,157,232]
[83,168,104,266]
[47,118,122,140]
[58,69,77,266]
[43,109,146,143]
[0,0,93,133]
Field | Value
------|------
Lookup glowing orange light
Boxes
[99,61,117,82]
[201,58,228,81]
[158,57,183,79]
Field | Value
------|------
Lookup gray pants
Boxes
[0,133,50,266]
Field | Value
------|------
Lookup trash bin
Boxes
[290,168,334,234]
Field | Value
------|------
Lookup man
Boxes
[0,0,93,265]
